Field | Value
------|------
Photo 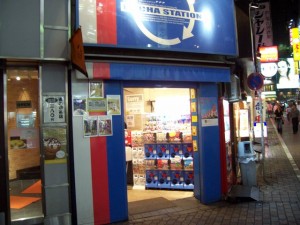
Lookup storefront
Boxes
[0,1,73,225]
[71,0,238,223]
[0,64,73,225]
[72,62,231,224]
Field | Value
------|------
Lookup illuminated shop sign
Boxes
[290,27,299,45]
[290,28,300,61]
[78,0,237,56]
[259,46,278,63]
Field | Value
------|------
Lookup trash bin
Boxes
[238,141,257,186]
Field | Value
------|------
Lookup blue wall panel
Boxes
[105,81,128,222]
[198,83,221,203]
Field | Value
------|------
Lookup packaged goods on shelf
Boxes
[157,159,169,170]
[145,159,157,170]
[170,156,183,170]
[143,132,156,143]
[183,157,193,171]
[131,130,143,147]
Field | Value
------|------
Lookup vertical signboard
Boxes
[253,2,273,52]
[43,94,66,123]
[291,28,300,61]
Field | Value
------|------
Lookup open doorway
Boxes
[123,87,195,215]
[6,68,43,224]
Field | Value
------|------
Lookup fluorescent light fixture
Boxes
[250,2,259,9]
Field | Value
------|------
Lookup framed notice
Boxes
[73,96,87,116]
[89,81,103,98]
[43,94,66,123]
[87,98,107,113]
[98,115,113,136]
[83,116,98,137]
[107,95,121,115]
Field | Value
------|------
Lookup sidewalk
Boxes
[117,118,300,225]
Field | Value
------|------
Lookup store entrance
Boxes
[123,87,195,213]
[6,68,43,224]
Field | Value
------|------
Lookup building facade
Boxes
[0,0,241,224]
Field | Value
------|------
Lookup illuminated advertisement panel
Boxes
[259,46,278,63]
[261,58,299,89]
[275,58,299,89]
[77,0,238,56]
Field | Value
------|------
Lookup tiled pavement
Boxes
[117,118,300,225]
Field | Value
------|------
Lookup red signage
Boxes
[259,46,278,63]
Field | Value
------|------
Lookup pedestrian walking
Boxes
[267,101,273,118]
[290,102,300,134]
[274,103,284,134]
[286,103,292,122]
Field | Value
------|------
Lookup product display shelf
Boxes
[130,112,194,190]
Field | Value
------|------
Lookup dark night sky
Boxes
[235,0,300,58]
[270,0,299,46]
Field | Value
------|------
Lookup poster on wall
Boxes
[42,126,67,164]
[126,114,135,128]
[9,128,39,149]
[98,115,113,136]
[89,81,104,98]
[87,98,107,113]
[83,116,98,137]
[73,96,87,116]
[107,95,121,115]
[125,94,144,114]
[200,97,218,127]
[239,109,249,137]
[43,94,65,123]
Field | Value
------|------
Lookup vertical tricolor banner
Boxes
[79,0,117,45]
[73,76,127,225]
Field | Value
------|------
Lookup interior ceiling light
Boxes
[16,76,21,81]
[250,2,259,9]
